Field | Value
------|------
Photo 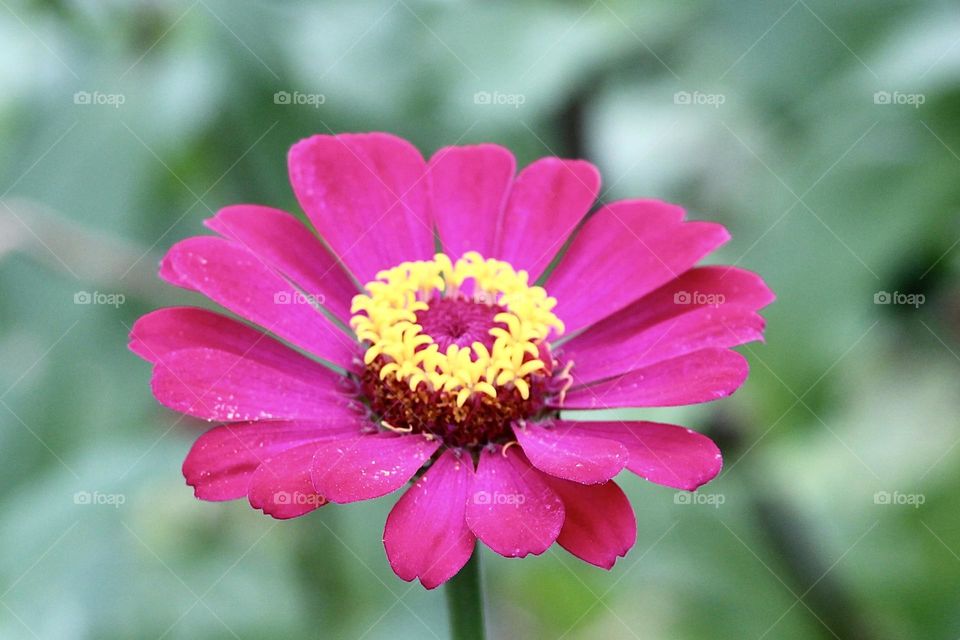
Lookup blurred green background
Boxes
[2,1,959,638]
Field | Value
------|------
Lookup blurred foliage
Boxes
[2,0,960,638]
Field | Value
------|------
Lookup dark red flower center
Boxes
[350,253,571,449]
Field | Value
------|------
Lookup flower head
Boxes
[130,132,773,588]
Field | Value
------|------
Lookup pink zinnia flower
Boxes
[130,132,772,588]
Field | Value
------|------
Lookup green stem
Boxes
[445,551,485,640]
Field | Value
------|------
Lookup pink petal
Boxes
[133,308,351,409]
[465,447,564,557]
[542,476,636,569]
[130,307,309,372]
[310,433,439,503]
[564,421,722,490]
[151,347,355,422]
[160,236,357,370]
[634,265,776,318]
[494,157,599,280]
[513,421,627,484]
[557,348,749,409]
[559,304,765,385]
[205,205,358,322]
[288,132,433,284]
[183,418,364,501]
[248,442,330,519]
[560,264,773,352]
[383,451,476,589]
[546,200,730,334]
[429,144,515,261]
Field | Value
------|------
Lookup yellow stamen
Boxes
[381,420,413,433]
[351,252,563,403]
